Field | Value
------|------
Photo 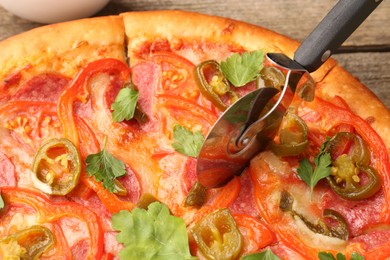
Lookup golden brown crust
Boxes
[0,16,125,79]
[316,64,390,152]
[121,10,335,82]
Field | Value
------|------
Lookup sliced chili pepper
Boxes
[279,190,349,240]
[325,132,370,166]
[270,112,309,156]
[135,193,159,210]
[32,138,81,195]
[184,181,207,208]
[259,66,286,90]
[327,164,381,200]
[0,225,54,259]
[194,60,234,111]
[191,208,242,260]
[322,209,349,240]
[325,132,381,200]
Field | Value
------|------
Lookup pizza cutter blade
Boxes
[197,0,383,188]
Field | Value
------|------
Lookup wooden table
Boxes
[1,0,389,108]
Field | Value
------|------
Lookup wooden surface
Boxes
[0,0,389,108]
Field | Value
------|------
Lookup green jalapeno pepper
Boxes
[136,193,159,210]
[280,190,349,240]
[0,225,54,259]
[184,181,207,208]
[32,138,81,195]
[270,112,309,156]
[259,66,286,90]
[194,60,236,111]
[325,132,381,200]
[191,208,242,260]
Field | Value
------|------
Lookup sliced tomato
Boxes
[157,94,218,137]
[151,51,201,102]
[0,101,62,149]
[0,187,104,259]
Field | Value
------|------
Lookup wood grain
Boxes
[0,0,389,108]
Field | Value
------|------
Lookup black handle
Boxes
[294,0,382,72]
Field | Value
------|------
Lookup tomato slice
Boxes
[0,187,104,259]
[151,51,200,102]
[0,101,62,149]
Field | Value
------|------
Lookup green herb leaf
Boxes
[241,249,281,260]
[350,252,365,260]
[0,192,4,209]
[112,202,196,260]
[111,84,139,122]
[220,50,264,87]
[318,252,364,260]
[85,138,126,192]
[297,145,331,197]
[172,125,204,157]
[318,252,336,260]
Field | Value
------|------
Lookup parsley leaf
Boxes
[297,143,331,198]
[0,192,4,209]
[241,249,281,260]
[172,124,204,157]
[111,83,139,122]
[112,202,196,260]
[318,252,364,260]
[85,138,126,192]
[220,50,264,87]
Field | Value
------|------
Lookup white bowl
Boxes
[0,0,111,24]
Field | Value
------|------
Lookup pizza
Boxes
[0,10,389,260]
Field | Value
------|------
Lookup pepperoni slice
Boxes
[11,74,70,103]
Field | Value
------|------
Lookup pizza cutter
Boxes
[197,0,383,188]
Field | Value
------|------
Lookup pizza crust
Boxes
[316,64,390,152]
[121,10,335,82]
[0,16,126,79]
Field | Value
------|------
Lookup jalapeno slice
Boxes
[0,225,54,259]
[191,208,242,260]
[32,138,81,195]
[270,112,309,156]
[259,66,286,90]
[135,193,159,210]
[195,60,237,111]
[184,181,207,208]
[324,132,381,200]
[279,191,349,240]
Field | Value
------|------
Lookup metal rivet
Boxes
[321,50,331,62]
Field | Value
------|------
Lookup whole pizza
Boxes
[0,10,389,260]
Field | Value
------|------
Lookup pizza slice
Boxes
[0,10,389,259]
